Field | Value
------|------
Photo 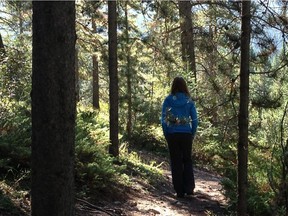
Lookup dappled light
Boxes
[1,0,288,215]
[75,151,227,216]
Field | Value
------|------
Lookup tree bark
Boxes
[31,2,76,216]
[237,1,251,215]
[178,0,196,82]
[0,33,5,57]
[75,45,80,102]
[92,18,100,109]
[92,54,100,109]
[108,0,119,157]
[124,1,132,141]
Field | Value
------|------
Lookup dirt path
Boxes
[76,155,228,216]
[120,169,227,216]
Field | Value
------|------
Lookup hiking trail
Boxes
[76,151,228,216]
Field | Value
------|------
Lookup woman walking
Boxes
[161,76,198,198]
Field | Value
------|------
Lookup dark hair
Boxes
[171,76,190,96]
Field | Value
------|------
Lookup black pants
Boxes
[166,133,195,195]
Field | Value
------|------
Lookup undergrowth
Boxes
[75,104,165,197]
[0,103,166,214]
[2,102,284,215]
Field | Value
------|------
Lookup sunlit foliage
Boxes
[0,0,288,214]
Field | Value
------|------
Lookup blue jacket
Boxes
[161,92,198,137]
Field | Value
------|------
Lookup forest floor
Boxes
[75,150,228,216]
[0,150,228,216]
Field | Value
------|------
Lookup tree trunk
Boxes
[124,1,132,141]
[0,33,5,57]
[178,0,196,82]
[16,1,24,34]
[75,45,80,102]
[31,2,76,216]
[92,17,100,109]
[237,1,251,215]
[108,0,119,157]
[92,54,100,109]
[280,102,288,214]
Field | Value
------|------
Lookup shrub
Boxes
[0,100,31,175]
[75,105,123,191]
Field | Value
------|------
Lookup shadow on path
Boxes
[76,149,228,216]
[76,166,228,216]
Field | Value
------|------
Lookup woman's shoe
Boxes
[185,190,194,196]
[177,192,184,198]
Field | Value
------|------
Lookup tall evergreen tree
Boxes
[92,53,100,109]
[178,0,196,82]
[237,1,251,215]
[31,2,76,215]
[92,16,100,109]
[108,0,119,157]
[123,1,133,141]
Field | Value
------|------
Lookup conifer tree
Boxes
[31,2,76,215]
